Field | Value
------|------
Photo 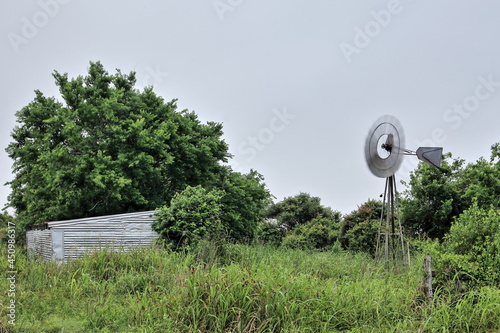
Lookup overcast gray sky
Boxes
[1,1,500,216]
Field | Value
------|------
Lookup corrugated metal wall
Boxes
[27,229,53,260]
[27,211,160,261]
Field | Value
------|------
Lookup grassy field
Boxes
[1,243,499,332]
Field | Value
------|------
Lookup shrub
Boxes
[281,217,339,250]
[420,203,500,288]
[342,219,378,255]
[340,200,381,255]
[153,185,224,250]
[255,219,284,246]
[264,192,334,230]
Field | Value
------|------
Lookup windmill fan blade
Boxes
[416,147,443,168]
[364,115,405,178]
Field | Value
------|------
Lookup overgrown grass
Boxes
[1,244,499,332]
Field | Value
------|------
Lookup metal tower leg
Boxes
[376,175,406,264]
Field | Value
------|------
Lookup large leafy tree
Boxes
[6,61,230,230]
[401,144,500,239]
[400,153,466,239]
[458,144,500,209]
[217,168,271,242]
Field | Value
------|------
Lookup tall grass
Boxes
[1,243,499,332]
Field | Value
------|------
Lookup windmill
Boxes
[364,115,443,262]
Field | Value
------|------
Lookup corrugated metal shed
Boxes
[26,210,159,261]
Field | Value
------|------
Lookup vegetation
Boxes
[398,144,500,291]
[260,193,342,250]
[6,61,273,247]
[1,244,499,332]
[264,192,335,231]
[153,169,271,249]
[216,169,271,242]
[153,185,225,250]
[401,144,500,239]
[3,61,499,331]
[280,216,340,250]
[417,203,500,289]
[0,213,14,242]
[339,199,381,256]
[5,61,231,231]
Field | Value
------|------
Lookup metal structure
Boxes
[365,115,442,262]
[27,211,159,261]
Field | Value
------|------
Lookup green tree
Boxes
[401,145,500,240]
[458,144,500,209]
[217,168,271,242]
[153,185,224,249]
[262,192,340,249]
[264,192,334,231]
[400,153,466,239]
[6,62,230,230]
[339,199,381,255]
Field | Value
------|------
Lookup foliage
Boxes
[340,199,382,255]
[2,245,499,332]
[153,186,224,250]
[281,216,341,250]
[459,155,500,209]
[401,153,466,239]
[5,61,230,231]
[0,212,13,228]
[0,212,14,243]
[420,203,500,289]
[216,168,271,242]
[261,192,340,249]
[264,192,334,231]
[255,219,284,246]
[153,168,271,247]
[401,144,500,240]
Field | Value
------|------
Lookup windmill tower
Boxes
[365,115,443,263]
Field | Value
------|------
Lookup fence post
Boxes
[424,255,433,300]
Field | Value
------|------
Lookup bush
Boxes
[153,185,224,250]
[264,192,334,230]
[281,217,339,250]
[420,203,500,288]
[255,219,284,246]
[342,219,378,255]
[340,200,381,255]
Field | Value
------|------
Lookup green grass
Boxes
[1,244,499,332]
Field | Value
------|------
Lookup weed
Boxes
[0,244,498,332]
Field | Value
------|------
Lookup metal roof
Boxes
[46,210,158,228]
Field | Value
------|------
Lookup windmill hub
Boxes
[377,135,392,159]
[381,143,392,152]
